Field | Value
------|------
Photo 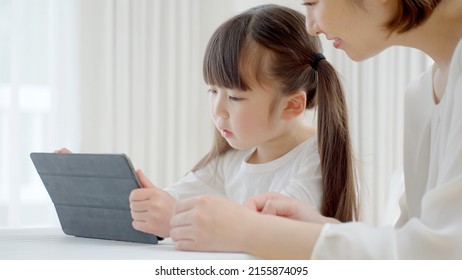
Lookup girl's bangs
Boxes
[203,26,249,90]
[203,35,272,92]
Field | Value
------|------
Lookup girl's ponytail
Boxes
[315,58,358,222]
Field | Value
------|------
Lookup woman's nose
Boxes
[306,15,321,36]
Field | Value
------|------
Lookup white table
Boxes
[0,227,256,260]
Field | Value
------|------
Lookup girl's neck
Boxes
[247,123,316,164]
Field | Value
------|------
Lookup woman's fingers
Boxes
[173,195,207,215]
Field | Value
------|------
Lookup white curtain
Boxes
[0,0,79,228]
[78,0,212,187]
[1,0,431,228]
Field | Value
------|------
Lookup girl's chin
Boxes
[225,140,248,150]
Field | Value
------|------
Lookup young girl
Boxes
[129,4,358,238]
[170,0,462,259]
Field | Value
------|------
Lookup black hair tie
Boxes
[311,53,326,71]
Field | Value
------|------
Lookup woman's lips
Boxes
[332,38,342,49]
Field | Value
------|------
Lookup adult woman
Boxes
[170,0,462,259]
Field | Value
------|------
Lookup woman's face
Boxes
[302,0,398,61]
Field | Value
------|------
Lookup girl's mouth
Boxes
[221,129,232,138]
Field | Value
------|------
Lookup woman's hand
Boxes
[129,169,176,237]
[170,195,251,253]
[170,194,322,259]
[245,192,340,224]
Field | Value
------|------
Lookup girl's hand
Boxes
[129,169,176,237]
[170,195,250,253]
[245,192,340,224]
[54,147,72,154]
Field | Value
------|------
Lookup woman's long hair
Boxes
[193,4,358,222]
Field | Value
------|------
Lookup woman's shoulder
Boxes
[452,38,462,73]
[404,65,433,105]
[442,38,462,105]
[445,38,462,96]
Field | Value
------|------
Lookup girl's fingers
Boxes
[132,220,157,234]
[129,188,154,201]
[129,199,152,211]
[260,198,293,216]
[244,192,286,211]
[136,169,157,189]
[130,210,148,221]
[54,147,72,154]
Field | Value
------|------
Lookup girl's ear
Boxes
[281,90,307,120]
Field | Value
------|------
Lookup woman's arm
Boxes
[246,192,341,224]
[170,195,323,259]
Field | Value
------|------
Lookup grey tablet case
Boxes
[30,152,159,244]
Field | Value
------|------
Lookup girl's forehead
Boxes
[239,41,276,88]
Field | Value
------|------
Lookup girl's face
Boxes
[302,0,397,61]
[208,85,284,150]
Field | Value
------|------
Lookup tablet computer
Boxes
[30,152,160,244]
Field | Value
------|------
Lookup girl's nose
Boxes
[216,108,229,119]
[213,95,229,119]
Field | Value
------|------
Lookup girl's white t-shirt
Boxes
[165,137,323,210]
[312,39,462,259]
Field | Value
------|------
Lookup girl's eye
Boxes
[208,88,243,101]
[301,2,315,6]
[229,96,243,102]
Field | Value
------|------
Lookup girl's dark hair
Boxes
[194,4,358,222]
[387,0,442,33]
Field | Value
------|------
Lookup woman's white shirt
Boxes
[311,39,462,259]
